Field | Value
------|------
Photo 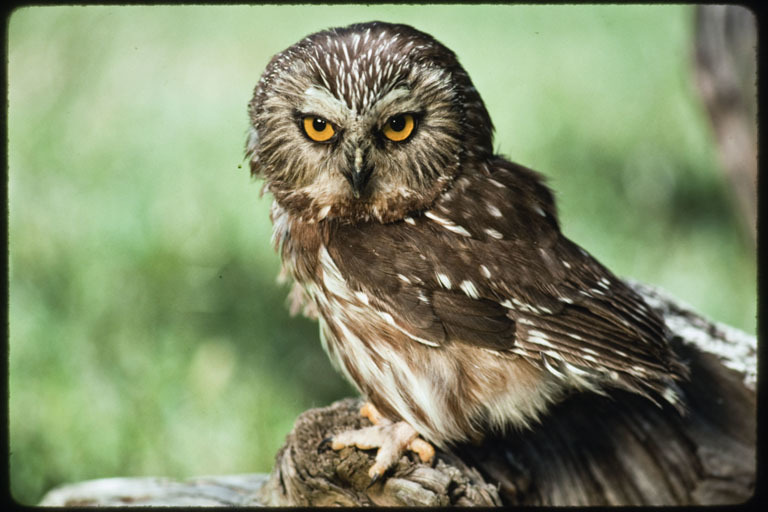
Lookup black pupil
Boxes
[312,118,327,131]
[389,115,406,132]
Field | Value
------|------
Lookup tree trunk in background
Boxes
[693,5,757,243]
[39,281,756,507]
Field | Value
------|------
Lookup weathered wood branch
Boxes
[38,474,270,507]
[39,282,756,506]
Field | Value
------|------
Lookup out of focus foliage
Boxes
[8,5,756,505]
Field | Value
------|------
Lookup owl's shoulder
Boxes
[452,157,560,236]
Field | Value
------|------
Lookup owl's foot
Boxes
[320,402,435,481]
[359,402,435,465]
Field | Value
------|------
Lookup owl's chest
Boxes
[305,245,459,436]
[270,205,560,443]
[271,204,384,349]
[303,242,391,369]
[274,214,429,407]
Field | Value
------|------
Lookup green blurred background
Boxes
[8,5,756,504]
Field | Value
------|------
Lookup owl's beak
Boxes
[347,167,373,198]
[345,147,373,198]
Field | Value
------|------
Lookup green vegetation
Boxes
[8,5,756,504]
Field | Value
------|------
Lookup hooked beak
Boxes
[344,147,373,198]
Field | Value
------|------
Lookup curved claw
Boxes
[317,436,334,453]
[367,472,382,489]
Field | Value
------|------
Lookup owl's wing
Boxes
[326,159,686,402]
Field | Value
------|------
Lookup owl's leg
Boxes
[321,402,435,481]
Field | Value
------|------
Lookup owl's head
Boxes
[247,21,494,224]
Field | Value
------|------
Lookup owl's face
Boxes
[247,22,494,223]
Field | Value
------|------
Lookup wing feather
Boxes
[326,158,687,404]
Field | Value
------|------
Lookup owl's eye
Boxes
[382,114,416,142]
[302,116,336,142]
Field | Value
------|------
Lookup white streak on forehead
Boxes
[301,85,352,119]
[367,86,415,115]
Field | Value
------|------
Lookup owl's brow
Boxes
[299,85,352,122]
[371,87,411,113]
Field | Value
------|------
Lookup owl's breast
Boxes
[305,242,468,444]
[270,200,563,444]
[295,237,556,445]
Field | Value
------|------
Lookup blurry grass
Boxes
[8,5,756,505]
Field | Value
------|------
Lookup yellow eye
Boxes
[302,116,336,142]
[382,114,416,142]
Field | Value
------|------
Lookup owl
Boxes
[246,21,688,481]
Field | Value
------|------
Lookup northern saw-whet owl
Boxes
[246,21,689,480]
